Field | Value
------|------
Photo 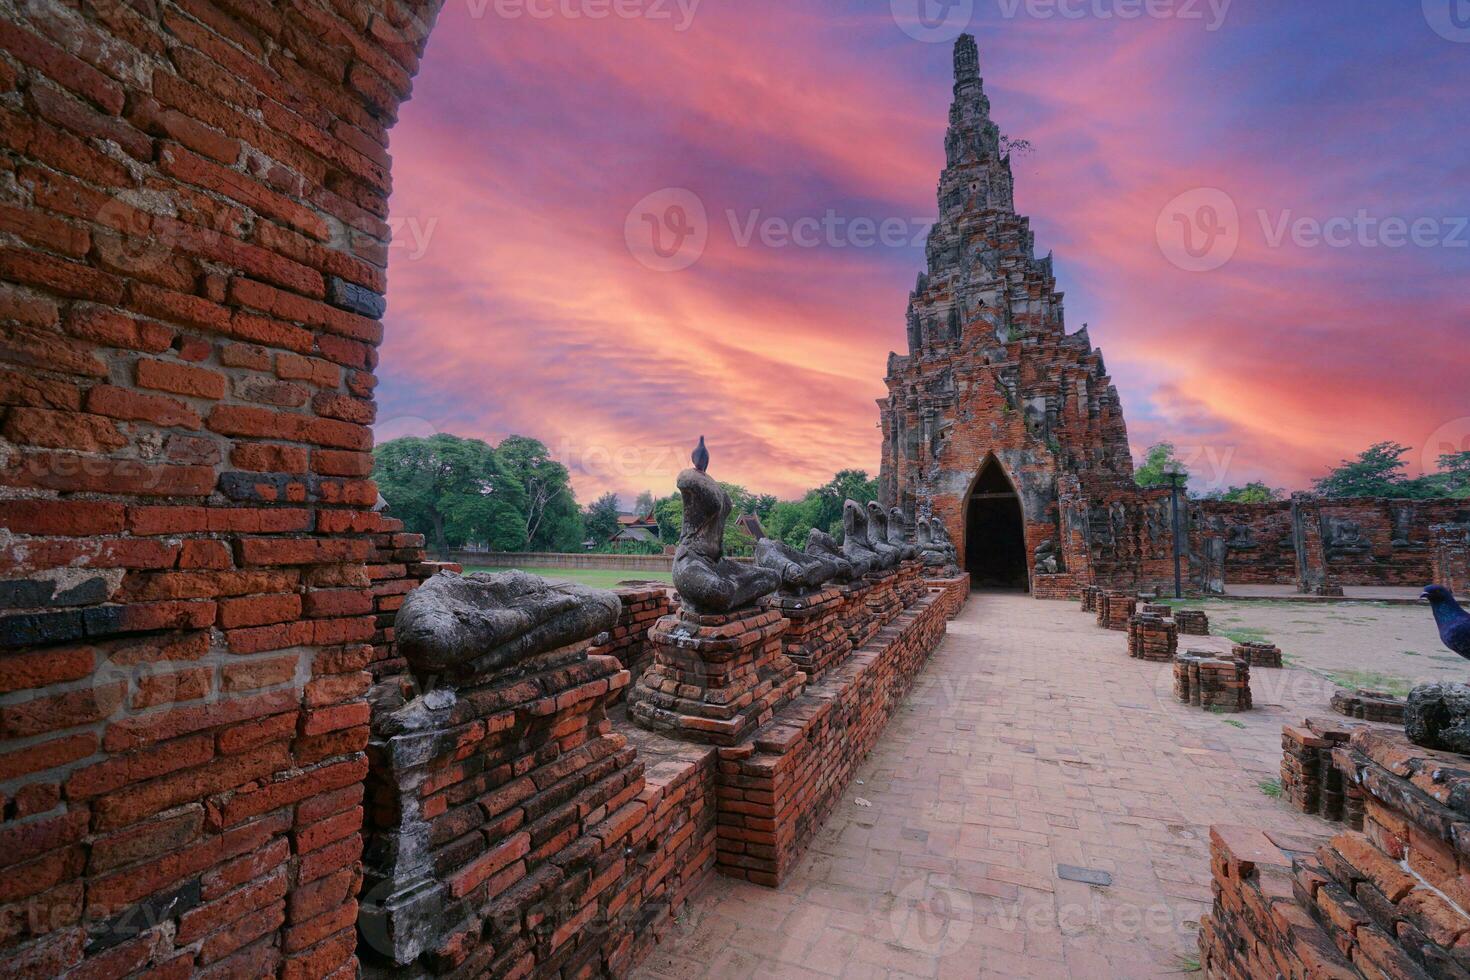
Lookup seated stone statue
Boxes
[747,515,837,595]
[842,499,888,572]
[807,528,866,582]
[926,516,961,572]
[672,440,780,615]
[886,506,918,561]
[395,570,621,680]
[865,502,902,569]
[917,517,947,567]
[1033,538,1060,575]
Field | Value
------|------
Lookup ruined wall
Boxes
[0,0,441,974]
[1193,500,1295,585]
[1433,524,1470,594]
[1315,498,1467,587]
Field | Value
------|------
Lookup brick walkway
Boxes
[634,592,1338,979]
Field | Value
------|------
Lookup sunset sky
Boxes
[377,0,1470,506]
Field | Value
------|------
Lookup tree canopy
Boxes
[496,435,583,551]
[583,492,622,546]
[1134,442,1189,488]
[1203,482,1284,504]
[1312,443,1470,500]
[374,434,528,558]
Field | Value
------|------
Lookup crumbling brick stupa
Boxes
[878,34,1173,597]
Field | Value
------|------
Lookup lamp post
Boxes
[1164,464,1185,598]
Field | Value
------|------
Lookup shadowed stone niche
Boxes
[361,571,633,971]
[628,443,804,745]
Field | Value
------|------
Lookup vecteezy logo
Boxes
[1422,418,1470,474]
[1424,0,1470,42]
[1156,188,1240,272]
[891,0,974,43]
[888,873,974,955]
[624,189,708,272]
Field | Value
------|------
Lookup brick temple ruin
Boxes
[879,36,1470,599]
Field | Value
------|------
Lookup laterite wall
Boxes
[0,0,442,975]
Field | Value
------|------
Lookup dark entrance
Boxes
[965,458,1029,590]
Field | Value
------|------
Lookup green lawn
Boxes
[460,566,672,589]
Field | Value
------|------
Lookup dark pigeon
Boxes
[1422,585,1470,660]
[691,435,709,473]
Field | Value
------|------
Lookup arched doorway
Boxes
[965,457,1030,590]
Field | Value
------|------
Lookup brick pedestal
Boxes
[1096,591,1136,631]
[895,560,925,608]
[362,641,643,973]
[586,582,674,697]
[1127,612,1178,662]
[925,573,971,619]
[762,589,852,684]
[628,607,804,747]
[1080,585,1101,613]
[1280,717,1360,824]
[1202,729,1470,980]
[836,580,878,650]
[1174,609,1210,635]
[1233,641,1283,669]
[1173,651,1251,711]
[862,569,902,630]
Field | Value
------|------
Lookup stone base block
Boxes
[1329,688,1405,724]
[762,588,852,684]
[1173,650,1251,711]
[628,607,804,747]
[1174,609,1210,635]
[1096,591,1136,631]
[862,569,902,630]
[1233,640,1283,669]
[1279,717,1360,824]
[1127,612,1178,662]
[1080,585,1101,612]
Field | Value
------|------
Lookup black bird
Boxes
[1422,585,1470,661]
[691,436,709,473]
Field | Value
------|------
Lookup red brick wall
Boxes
[0,1,438,975]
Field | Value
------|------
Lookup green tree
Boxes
[1313,442,1441,499]
[496,435,582,551]
[1205,482,1283,504]
[1134,442,1189,488]
[1432,451,1470,499]
[633,490,655,517]
[654,494,682,544]
[374,434,527,558]
[583,492,622,546]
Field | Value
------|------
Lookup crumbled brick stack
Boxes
[862,569,903,629]
[1280,718,1360,825]
[1203,728,1470,979]
[366,519,459,683]
[1127,612,1178,662]
[362,640,647,975]
[1031,573,1079,600]
[1095,591,1137,631]
[1233,641,1283,669]
[1174,609,1210,635]
[713,592,949,885]
[835,579,879,650]
[628,606,804,747]
[1174,651,1252,712]
[761,589,852,684]
[1140,602,1172,615]
[585,582,674,696]
[1080,585,1101,613]
[1330,689,1406,724]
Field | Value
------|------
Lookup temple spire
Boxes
[954,33,979,86]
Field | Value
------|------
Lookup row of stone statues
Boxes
[674,439,960,615]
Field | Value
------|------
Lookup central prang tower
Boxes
[879,34,1171,594]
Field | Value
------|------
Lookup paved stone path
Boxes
[635,592,1343,979]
